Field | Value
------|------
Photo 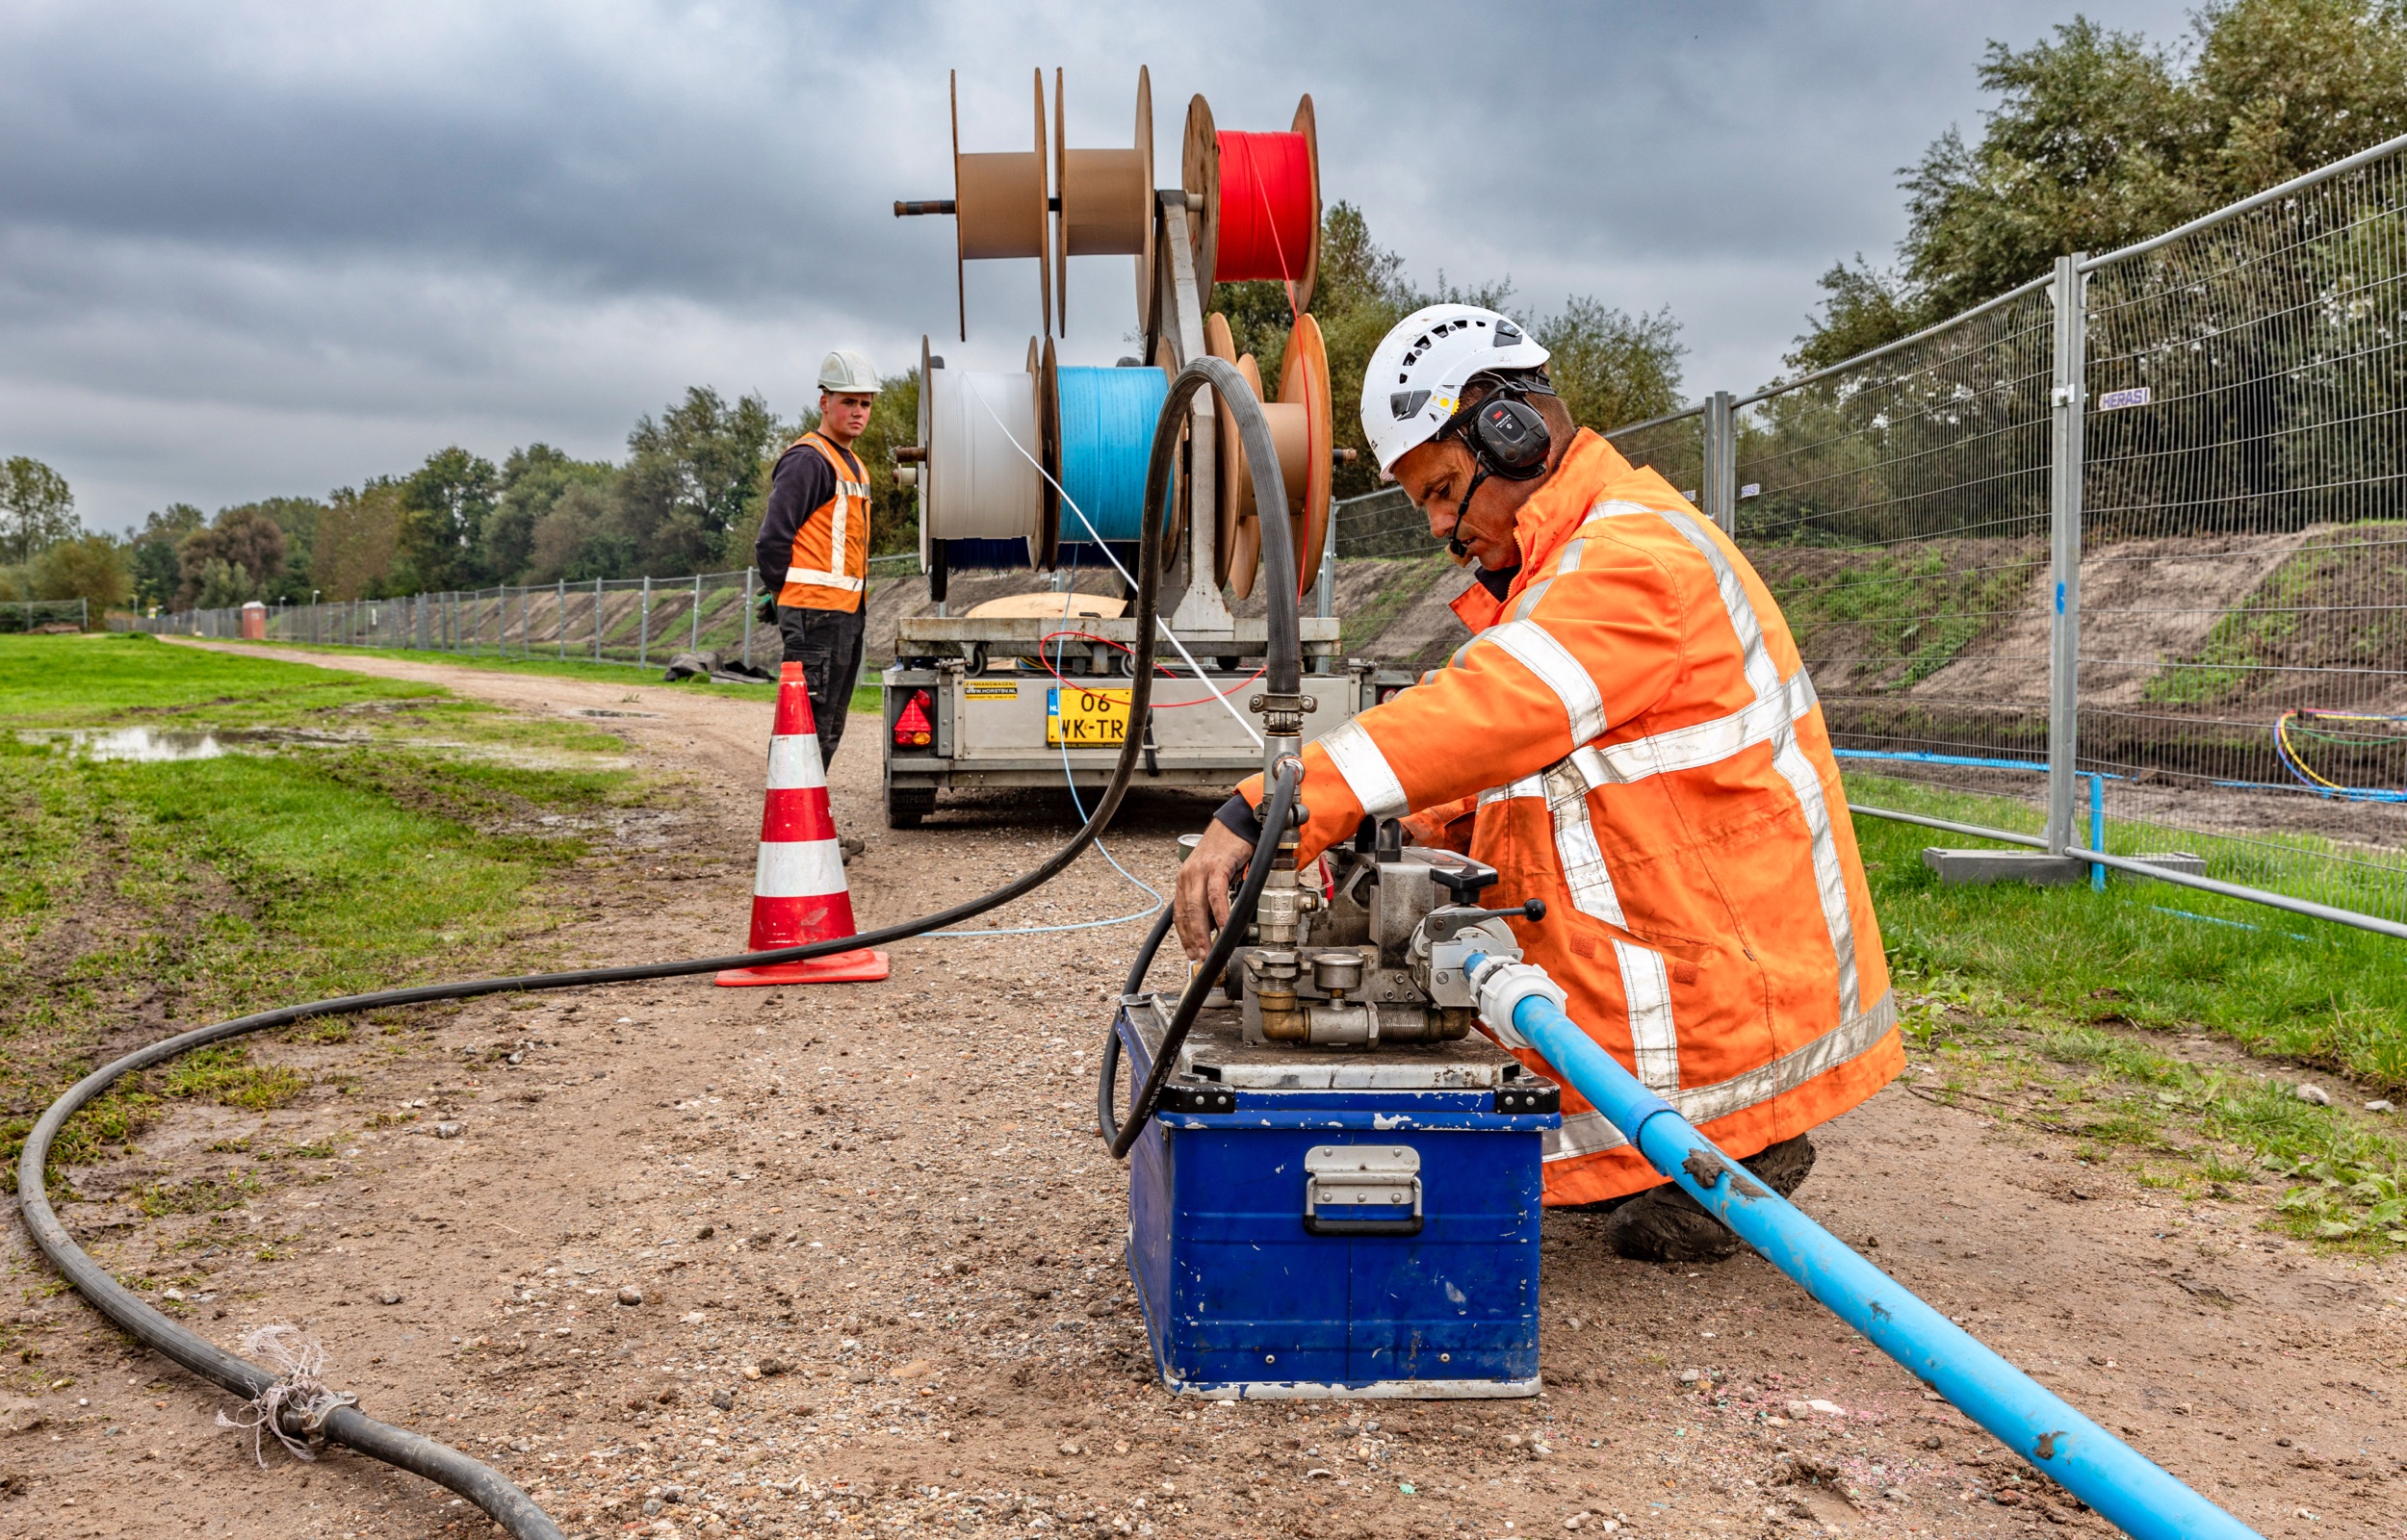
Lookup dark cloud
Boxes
[0,0,2196,530]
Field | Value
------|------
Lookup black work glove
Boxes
[756,594,778,626]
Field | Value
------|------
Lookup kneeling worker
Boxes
[1175,305,1902,1263]
[757,349,880,858]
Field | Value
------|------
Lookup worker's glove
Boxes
[1468,956,1567,1050]
[756,594,778,626]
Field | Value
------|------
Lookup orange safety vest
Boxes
[1240,429,1899,1205]
[775,432,870,612]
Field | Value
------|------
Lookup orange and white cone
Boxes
[714,661,891,987]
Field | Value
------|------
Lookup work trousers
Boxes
[775,603,867,770]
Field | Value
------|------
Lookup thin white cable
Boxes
[963,375,1264,748]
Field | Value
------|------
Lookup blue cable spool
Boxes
[1047,361,1171,564]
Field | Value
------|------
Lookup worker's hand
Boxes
[755,594,778,626]
[1175,820,1256,962]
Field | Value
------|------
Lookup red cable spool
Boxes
[1181,94,1321,317]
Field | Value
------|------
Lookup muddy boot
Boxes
[1605,1133,1817,1265]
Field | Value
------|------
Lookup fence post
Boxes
[2045,253,2088,859]
[690,573,702,654]
[640,576,653,669]
[1702,390,1737,535]
[594,577,604,662]
[1315,505,1337,619]
[556,578,567,659]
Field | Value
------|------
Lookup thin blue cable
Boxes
[923,546,1164,940]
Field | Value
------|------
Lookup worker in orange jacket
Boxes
[1175,304,1902,1264]
[756,350,880,857]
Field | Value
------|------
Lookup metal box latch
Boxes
[1303,1144,1423,1237]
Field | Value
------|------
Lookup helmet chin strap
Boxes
[1444,465,1494,558]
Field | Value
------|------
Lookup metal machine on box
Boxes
[1110,834,1560,1398]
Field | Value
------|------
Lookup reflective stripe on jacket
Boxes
[1238,429,1899,1205]
[772,432,870,611]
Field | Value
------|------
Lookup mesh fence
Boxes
[1,598,89,633]
[137,560,919,672]
[2078,143,2407,923]
[1603,408,1706,510]
[1331,487,1426,557]
[1729,284,2060,831]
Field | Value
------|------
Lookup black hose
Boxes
[1095,905,1176,1143]
[1101,761,1300,1159]
[18,358,1295,1537]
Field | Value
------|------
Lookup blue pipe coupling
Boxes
[1462,953,2259,1540]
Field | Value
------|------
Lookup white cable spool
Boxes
[923,350,1044,565]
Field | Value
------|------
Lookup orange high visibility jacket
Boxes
[763,431,871,611]
[1239,429,1899,1204]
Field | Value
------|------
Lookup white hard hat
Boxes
[816,348,881,395]
[1359,304,1551,477]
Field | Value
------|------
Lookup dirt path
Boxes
[3,642,2399,1540]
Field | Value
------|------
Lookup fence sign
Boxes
[2096,386,2152,411]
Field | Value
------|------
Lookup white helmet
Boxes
[1359,304,1551,477]
[816,348,880,395]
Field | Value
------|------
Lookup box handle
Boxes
[1303,1144,1424,1238]
[1303,1212,1424,1237]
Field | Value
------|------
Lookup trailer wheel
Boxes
[886,785,937,829]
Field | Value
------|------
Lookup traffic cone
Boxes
[715,661,891,987]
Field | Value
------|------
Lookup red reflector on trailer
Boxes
[894,690,934,748]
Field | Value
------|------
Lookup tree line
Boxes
[1790,0,2407,372]
[3,198,1688,619]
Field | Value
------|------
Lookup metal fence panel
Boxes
[2078,142,2407,925]
[1727,286,2060,834]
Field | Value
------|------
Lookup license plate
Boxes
[1047,686,1130,746]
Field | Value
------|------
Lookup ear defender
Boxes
[1472,396,1551,478]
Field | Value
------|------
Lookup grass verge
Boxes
[0,633,641,1176]
[1851,780,2406,1250]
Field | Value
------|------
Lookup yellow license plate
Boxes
[1047,686,1130,746]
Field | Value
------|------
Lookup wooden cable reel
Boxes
[947,68,1052,341]
[1052,67,1155,341]
[1181,93,1321,320]
[1204,311,1333,599]
[918,333,1045,571]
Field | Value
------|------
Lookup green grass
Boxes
[1851,783,2405,1091]
[1766,550,2032,686]
[1852,773,2407,1249]
[0,633,642,1176]
[1338,552,1455,658]
[2141,546,2318,706]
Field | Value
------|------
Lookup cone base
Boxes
[713,949,892,988]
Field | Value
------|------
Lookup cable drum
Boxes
[1044,359,1172,565]
[922,349,1043,569]
[1181,93,1321,314]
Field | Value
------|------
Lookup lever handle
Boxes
[1474,899,1546,924]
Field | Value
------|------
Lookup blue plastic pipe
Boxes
[1467,954,2260,1540]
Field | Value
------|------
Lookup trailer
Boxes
[880,609,1409,826]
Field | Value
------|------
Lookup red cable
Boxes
[1037,629,1267,706]
[1214,131,1312,295]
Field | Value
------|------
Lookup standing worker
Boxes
[757,349,880,859]
[1174,305,1902,1264]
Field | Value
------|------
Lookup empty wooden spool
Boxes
[948,69,1053,341]
[1205,311,1333,599]
[1052,67,1156,340]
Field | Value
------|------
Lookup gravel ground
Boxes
[4,643,2402,1540]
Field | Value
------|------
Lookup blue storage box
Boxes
[1115,996,1561,1399]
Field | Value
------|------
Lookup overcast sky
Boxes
[2,0,2203,536]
